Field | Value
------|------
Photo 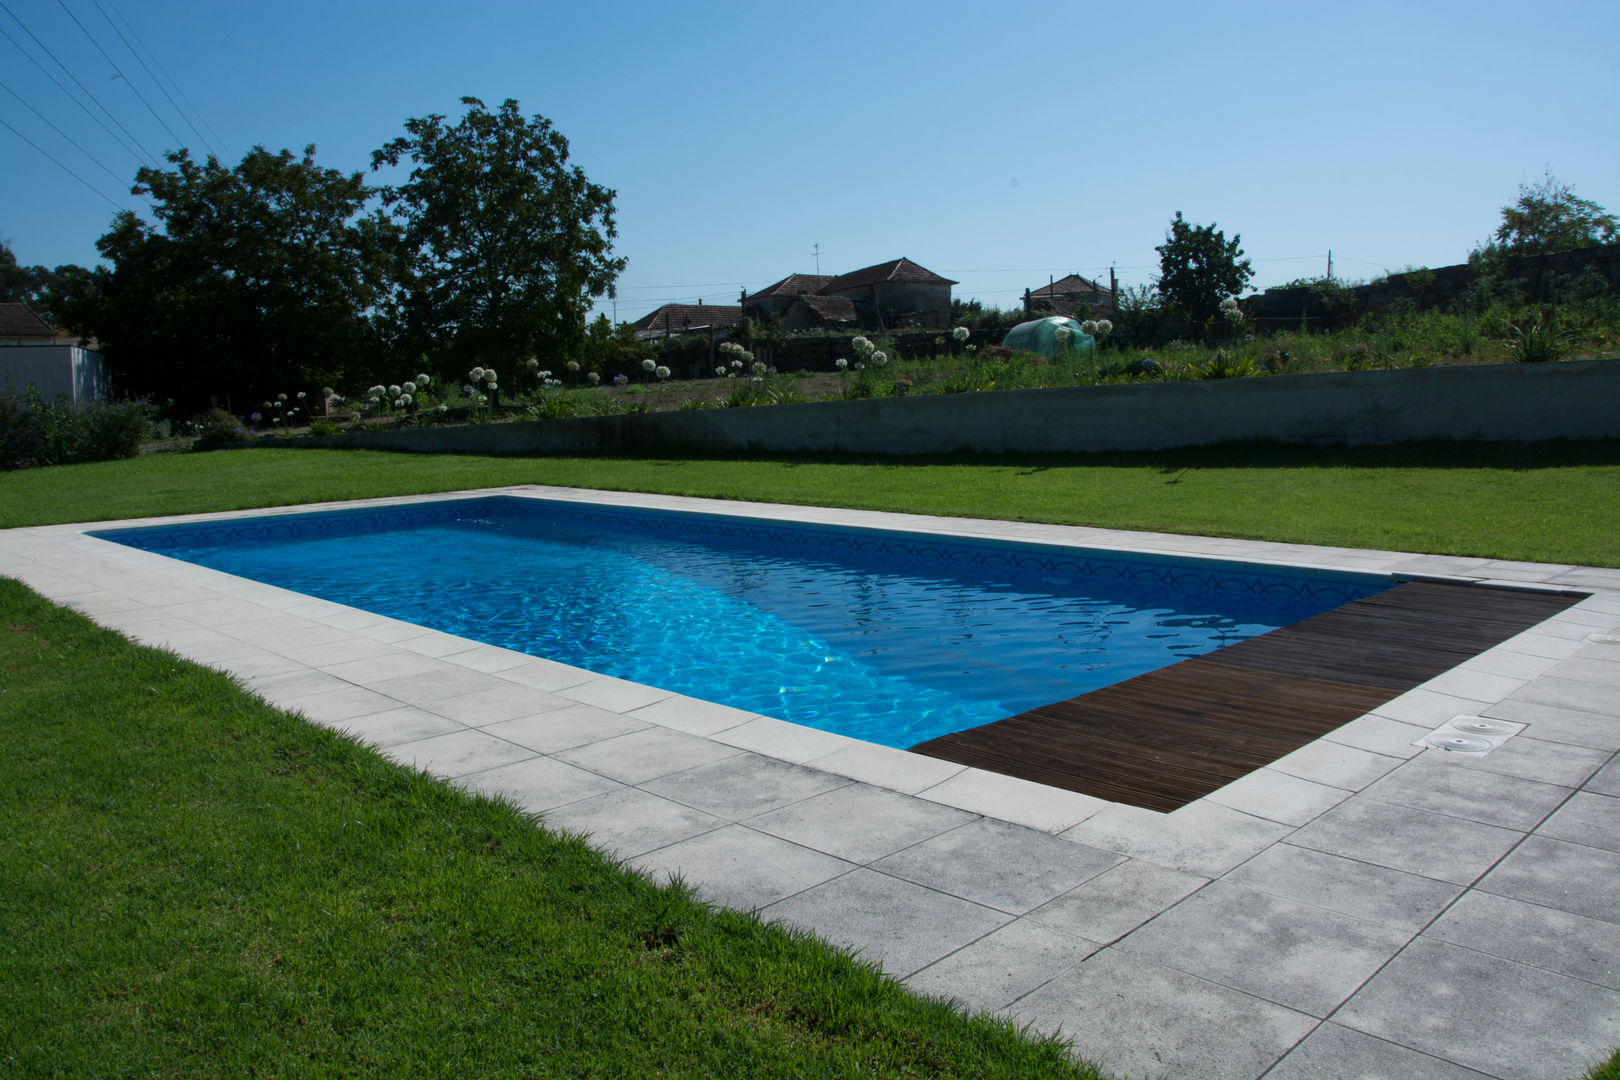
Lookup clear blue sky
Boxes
[3,0,1616,324]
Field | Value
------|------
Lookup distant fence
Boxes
[291,359,1620,457]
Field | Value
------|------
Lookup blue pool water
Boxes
[96,497,1390,748]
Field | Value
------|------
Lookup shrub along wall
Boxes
[293,359,1620,458]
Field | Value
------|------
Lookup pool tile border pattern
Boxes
[3,485,1617,1080]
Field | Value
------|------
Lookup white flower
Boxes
[399,392,413,406]
[834,357,848,370]
[486,381,497,391]
[730,359,743,372]
[952,326,970,342]
[393,397,404,407]
[871,350,887,365]
[851,335,873,359]
[1079,320,1099,336]
[587,372,600,385]
[655,365,671,380]
[716,366,727,376]
[1096,319,1113,335]
[1056,326,1074,344]
[297,390,307,399]
[470,366,485,380]
[388,384,402,397]
[525,358,541,370]
[751,361,766,377]
[462,383,475,395]
[416,374,430,387]
[485,369,497,383]
[538,370,552,380]
[566,360,580,372]
[642,358,657,372]
[966,344,977,352]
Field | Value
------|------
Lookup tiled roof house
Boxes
[630,301,743,341]
[0,303,56,345]
[1023,273,1115,318]
[742,258,955,332]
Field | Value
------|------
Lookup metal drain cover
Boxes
[1428,734,1495,753]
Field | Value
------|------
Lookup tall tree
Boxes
[1154,212,1254,330]
[372,97,625,371]
[1492,171,1617,255]
[83,146,392,412]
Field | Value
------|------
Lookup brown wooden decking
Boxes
[910,581,1586,813]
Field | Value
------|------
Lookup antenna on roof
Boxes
[812,242,824,274]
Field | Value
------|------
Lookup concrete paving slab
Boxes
[1360,753,1573,831]
[1222,842,1461,932]
[1426,890,1620,989]
[537,787,727,861]
[1263,1022,1497,1080]
[903,917,1098,1013]
[1115,880,1409,1017]
[1438,734,1611,788]
[710,716,859,763]
[328,706,468,748]
[913,767,1109,833]
[629,824,854,913]
[381,728,537,779]
[1538,791,1620,852]
[1500,675,1620,717]
[871,817,1122,915]
[1484,698,1620,752]
[746,783,977,864]
[480,703,650,754]
[1548,656,1620,686]
[451,755,625,816]
[1322,713,1430,758]
[1287,798,1525,885]
[496,657,597,693]
[1270,739,1405,790]
[762,867,1013,980]
[1335,938,1620,1080]
[418,682,573,726]
[1063,801,1292,878]
[1478,835,1620,924]
[1203,766,1352,826]
[639,753,851,820]
[1371,687,1495,729]
[804,741,967,795]
[627,693,760,738]
[1008,949,1317,1080]
[1587,756,1620,797]
[365,666,501,705]
[552,726,742,785]
[278,684,412,725]
[1027,859,1208,945]
[557,674,672,713]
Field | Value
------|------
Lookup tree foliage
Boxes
[372,97,625,371]
[1154,211,1254,329]
[1492,171,1618,255]
[0,240,92,328]
[81,146,390,412]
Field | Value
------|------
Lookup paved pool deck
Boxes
[3,485,1616,1080]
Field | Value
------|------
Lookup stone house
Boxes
[630,301,743,342]
[1022,273,1115,319]
[741,258,956,332]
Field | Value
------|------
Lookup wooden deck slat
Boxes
[911,581,1585,813]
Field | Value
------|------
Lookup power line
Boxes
[0,18,147,167]
[0,114,127,210]
[0,74,137,192]
[92,0,218,159]
[0,0,158,166]
[54,0,184,150]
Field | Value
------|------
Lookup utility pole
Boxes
[1327,250,1333,281]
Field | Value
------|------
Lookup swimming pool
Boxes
[95,496,1391,747]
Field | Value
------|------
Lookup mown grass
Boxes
[3,440,1618,566]
[0,578,1102,1078]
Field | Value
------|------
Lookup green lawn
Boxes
[3,439,1618,566]
[0,578,1101,1078]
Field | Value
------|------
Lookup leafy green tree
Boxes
[372,97,625,373]
[1154,211,1254,330]
[82,146,391,412]
[1492,171,1617,255]
[0,240,91,327]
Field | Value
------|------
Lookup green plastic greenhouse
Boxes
[1001,316,1095,360]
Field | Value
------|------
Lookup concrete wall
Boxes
[293,359,1620,458]
[0,346,110,404]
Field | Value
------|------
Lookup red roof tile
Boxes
[818,258,956,293]
[629,303,743,333]
[1028,273,1112,298]
[745,274,835,300]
